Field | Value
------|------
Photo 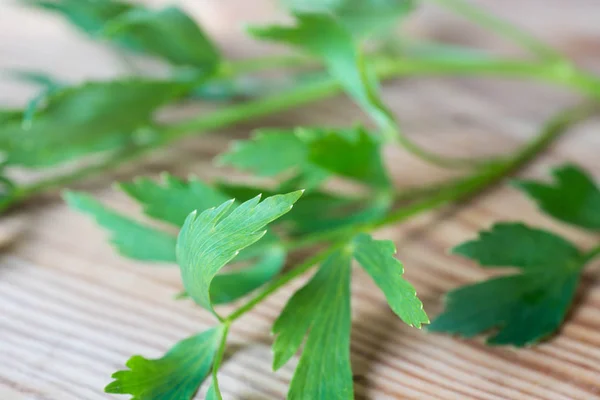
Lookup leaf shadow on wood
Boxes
[351,304,402,400]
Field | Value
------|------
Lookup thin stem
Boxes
[370,102,596,229]
[3,54,599,214]
[0,78,342,214]
[225,102,595,322]
[210,323,230,399]
[392,178,473,203]
[392,129,493,169]
[287,102,596,252]
[424,0,566,64]
[373,57,600,99]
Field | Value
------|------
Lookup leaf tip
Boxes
[272,353,286,371]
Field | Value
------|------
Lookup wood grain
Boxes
[2,1,600,399]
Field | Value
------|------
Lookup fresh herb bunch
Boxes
[4,0,600,398]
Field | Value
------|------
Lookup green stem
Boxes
[424,0,566,64]
[373,57,600,99]
[225,102,595,323]
[0,78,342,214]
[210,323,230,399]
[2,55,599,214]
[225,248,337,323]
[391,127,493,169]
[367,102,596,230]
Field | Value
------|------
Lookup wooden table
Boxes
[1,1,600,399]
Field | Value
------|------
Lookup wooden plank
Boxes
[1,1,600,399]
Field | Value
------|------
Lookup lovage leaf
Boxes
[68,184,287,304]
[249,14,396,136]
[282,0,416,37]
[177,241,287,305]
[289,195,391,235]
[218,129,307,177]
[514,164,600,231]
[429,223,583,346]
[29,0,221,70]
[176,191,302,313]
[25,0,134,37]
[220,126,390,188]
[0,110,21,125]
[0,79,184,168]
[105,327,222,399]
[272,250,353,399]
[210,245,286,305]
[119,173,229,227]
[65,191,177,262]
[217,181,391,235]
[304,127,390,188]
[352,233,428,327]
[102,6,221,69]
[452,222,580,269]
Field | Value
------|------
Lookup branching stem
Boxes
[2,53,599,214]
[223,102,596,323]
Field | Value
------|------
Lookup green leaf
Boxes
[281,0,416,37]
[430,272,580,346]
[217,181,391,235]
[453,222,580,269]
[177,242,287,305]
[119,173,229,227]
[429,223,583,346]
[304,126,390,188]
[249,14,396,137]
[65,191,176,262]
[352,233,428,327]
[25,0,134,37]
[220,126,390,188]
[272,251,353,399]
[210,245,286,304]
[277,163,330,192]
[69,183,286,303]
[0,175,15,202]
[0,110,21,126]
[291,195,391,235]
[218,129,307,177]
[0,79,184,168]
[102,6,221,69]
[513,164,600,231]
[105,327,222,399]
[28,1,221,70]
[176,191,303,313]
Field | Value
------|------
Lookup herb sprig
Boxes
[5,0,600,398]
[3,0,600,213]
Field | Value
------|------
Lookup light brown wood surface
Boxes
[2,1,600,399]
